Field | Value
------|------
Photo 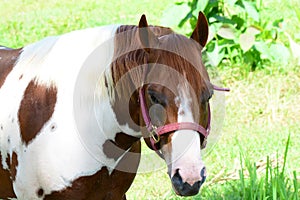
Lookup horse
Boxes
[0,12,228,199]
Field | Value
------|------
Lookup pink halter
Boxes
[139,85,229,151]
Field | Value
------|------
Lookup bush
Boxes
[161,0,293,70]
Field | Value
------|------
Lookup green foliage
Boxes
[197,135,300,200]
[237,135,299,200]
[161,0,292,70]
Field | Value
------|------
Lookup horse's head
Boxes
[109,12,219,196]
[137,13,211,196]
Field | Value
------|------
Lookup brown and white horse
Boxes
[0,12,227,199]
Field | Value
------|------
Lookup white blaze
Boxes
[170,84,204,185]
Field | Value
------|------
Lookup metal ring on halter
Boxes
[149,125,160,143]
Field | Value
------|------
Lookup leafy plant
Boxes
[238,134,299,199]
[197,134,299,200]
[161,0,291,70]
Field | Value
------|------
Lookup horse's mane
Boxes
[107,24,212,106]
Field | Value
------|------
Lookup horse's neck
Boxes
[71,25,142,155]
[19,24,141,153]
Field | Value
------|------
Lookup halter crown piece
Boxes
[139,85,230,151]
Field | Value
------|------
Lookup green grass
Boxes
[1,0,299,199]
[0,0,175,47]
[183,136,299,200]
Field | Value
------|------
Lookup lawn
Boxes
[0,0,299,199]
[0,0,175,47]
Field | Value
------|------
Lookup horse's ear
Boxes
[138,14,158,53]
[190,12,209,47]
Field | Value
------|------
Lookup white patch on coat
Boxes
[0,25,140,199]
[170,84,204,186]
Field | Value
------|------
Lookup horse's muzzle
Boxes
[171,167,206,196]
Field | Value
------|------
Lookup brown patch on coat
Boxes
[10,152,18,181]
[0,153,17,198]
[0,48,22,88]
[5,154,10,167]
[44,140,141,200]
[18,80,57,145]
[111,85,141,132]
[103,132,140,160]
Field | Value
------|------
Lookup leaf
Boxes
[239,26,260,52]
[272,18,284,28]
[269,43,290,65]
[205,42,225,67]
[243,1,260,22]
[255,42,290,64]
[207,23,222,43]
[246,26,261,36]
[240,33,255,52]
[212,15,235,24]
[227,0,238,6]
[192,0,209,16]
[203,0,219,15]
[255,42,271,60]
[217,24,236,40]
[161,4,190,27]
[207,25,216,43]
[231,15,245,29]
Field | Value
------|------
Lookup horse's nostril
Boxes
[200,167,207,184]
[171,169,183,189]
[171,169,201,196]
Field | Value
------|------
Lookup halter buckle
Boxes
[149,125,160,143]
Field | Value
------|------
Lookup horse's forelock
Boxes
[110,25,211,104]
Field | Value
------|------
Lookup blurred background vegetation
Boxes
[0,0,299,199]
[162,0,300,70]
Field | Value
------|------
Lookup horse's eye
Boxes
[150,94,160,104]
[148,91,166,106]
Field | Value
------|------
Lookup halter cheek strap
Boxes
[139,84,229,151]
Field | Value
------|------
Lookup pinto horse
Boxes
[0,12,228,199]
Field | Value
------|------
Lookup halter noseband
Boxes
[139,85,229,151]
